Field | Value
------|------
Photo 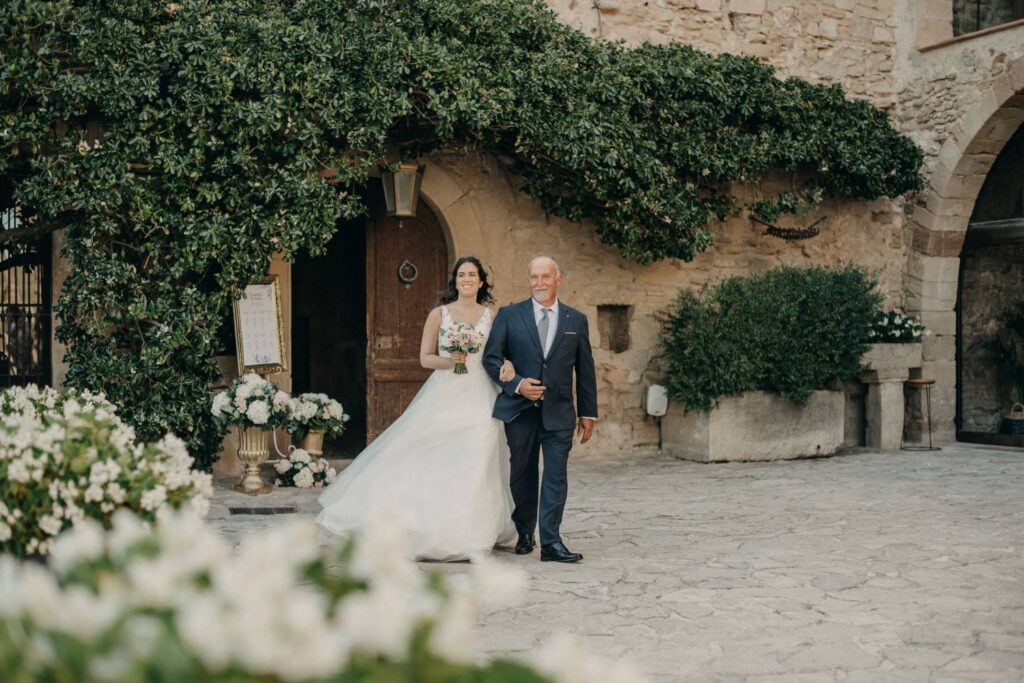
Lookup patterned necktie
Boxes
[538,307,550,356]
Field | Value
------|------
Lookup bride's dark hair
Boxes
[441,256,494,305]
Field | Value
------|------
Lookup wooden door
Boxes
[366,202,447,442]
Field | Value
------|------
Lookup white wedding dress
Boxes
[316,306,517,561]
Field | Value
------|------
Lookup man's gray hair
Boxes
[528,255,562,276]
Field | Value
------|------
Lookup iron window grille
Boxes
[0,179,52,388]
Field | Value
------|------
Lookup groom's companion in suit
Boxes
[483,257,598,563]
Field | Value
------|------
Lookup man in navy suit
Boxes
[483,256,598,563]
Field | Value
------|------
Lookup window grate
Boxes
[0,178,51,389]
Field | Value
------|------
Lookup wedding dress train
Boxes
[316,306,516,561]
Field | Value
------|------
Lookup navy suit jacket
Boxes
[483,299,598,431]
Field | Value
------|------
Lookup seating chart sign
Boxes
[233,276,287,375]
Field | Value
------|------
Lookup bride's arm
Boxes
[499,359,516,382]
[419,307,457,370]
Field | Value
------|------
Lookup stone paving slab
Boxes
[209,445,1024,682]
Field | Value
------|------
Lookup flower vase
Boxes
[300,430,325,457]
[234,426,272,495]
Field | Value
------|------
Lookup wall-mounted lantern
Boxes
[380,162,425,218]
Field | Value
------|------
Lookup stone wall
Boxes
[420,151,905,454]
[959,242,1024,432]
[546,0,900,107]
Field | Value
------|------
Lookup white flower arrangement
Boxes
[284,392,349,440]
[0,388,212,557]
[273,448,337,489]
[211,373,289,430]
[0,509,647,683]
[867,310,925,344]
[0,384,117,421]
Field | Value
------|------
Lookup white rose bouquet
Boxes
[441,321,484,374]
[273,448,337,488]
[0,388,212,557]
[284,392,349,440]
[211,373,289,430]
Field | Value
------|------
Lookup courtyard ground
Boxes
[210,445,1024,682]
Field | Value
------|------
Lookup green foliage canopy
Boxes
[0,0,923,466]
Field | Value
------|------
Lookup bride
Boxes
[316,256,518,561]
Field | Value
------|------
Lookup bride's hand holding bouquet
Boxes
[441,322,483,374]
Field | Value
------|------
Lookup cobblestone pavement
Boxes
[210,445,1024,682]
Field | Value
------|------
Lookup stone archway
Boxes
[905,57,1024,440]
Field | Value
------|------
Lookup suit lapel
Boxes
[544,308,572,360]
[518,299,545,358]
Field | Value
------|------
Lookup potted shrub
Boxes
[863,310,924,371]
[284,393,350,457]
[656,264,881,461]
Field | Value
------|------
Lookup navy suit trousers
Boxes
[505,405,574,546]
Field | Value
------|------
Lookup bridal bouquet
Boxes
[211,373,289,429]
[441,322,483,374]
[274,448,337,488]
[284,392,349,440]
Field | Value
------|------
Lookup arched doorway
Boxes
[291,188,448,455]
[905,74,1024,443]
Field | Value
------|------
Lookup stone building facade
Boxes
[34,1,1024,463]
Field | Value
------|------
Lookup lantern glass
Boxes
[381,163,425,218]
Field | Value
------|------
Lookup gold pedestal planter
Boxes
[300,430,326,457]
[234,426,272,495]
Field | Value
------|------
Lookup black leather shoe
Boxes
[540,542,582,563]
[514,534,535,555]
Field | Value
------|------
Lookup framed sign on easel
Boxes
[233,275,287,376]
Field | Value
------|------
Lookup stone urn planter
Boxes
[662,390,845,462]
[859,342,923,450]
[235,426,272,495]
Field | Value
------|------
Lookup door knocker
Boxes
[397,260,418,288]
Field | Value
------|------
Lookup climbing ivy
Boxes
[0,0,923,467]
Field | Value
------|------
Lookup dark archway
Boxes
[291,187,449,456]
[291,200,369,457]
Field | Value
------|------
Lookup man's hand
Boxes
[518,378,545,401]
[576,417,594,444]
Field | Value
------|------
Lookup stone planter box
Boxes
[862,343,922,374]
[663,390,844,462]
